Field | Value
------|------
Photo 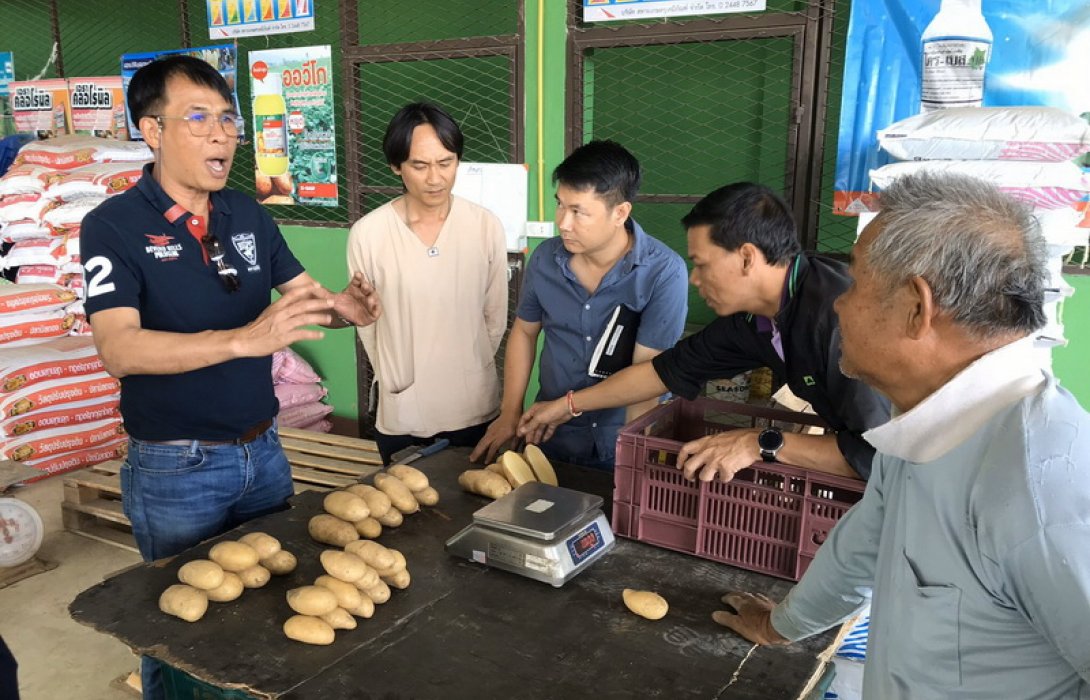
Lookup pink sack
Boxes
[273,382,327,409]
[278,400,333,428]
[272,347,321,384]
[300,419,332,433]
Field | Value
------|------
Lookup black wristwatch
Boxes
[758,427,784,463]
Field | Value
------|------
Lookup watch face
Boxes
[758,428,784,451]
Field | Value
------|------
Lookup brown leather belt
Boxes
[144,419,274,447]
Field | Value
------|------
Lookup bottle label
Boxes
[921,38,991,112]
[258,114,287,157]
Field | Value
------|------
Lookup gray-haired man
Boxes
[716,173,1090,699]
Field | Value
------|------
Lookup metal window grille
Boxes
[567,0,842,324]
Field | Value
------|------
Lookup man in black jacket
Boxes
[518,182,891,481]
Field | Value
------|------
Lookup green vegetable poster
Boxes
[248,45,338,207]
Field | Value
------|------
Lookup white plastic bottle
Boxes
[920,0,992,113]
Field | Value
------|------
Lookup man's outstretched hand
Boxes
[712,592,789,646]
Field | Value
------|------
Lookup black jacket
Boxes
[652,253,890,479]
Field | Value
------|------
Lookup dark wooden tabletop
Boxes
[70,448,837,699]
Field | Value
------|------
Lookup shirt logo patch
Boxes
[231,232,260,271]
[803,375,816,386]
[144,233,182,261]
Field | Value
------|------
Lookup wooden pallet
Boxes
[61,429,382,551]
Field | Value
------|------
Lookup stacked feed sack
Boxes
[273,347,333,433]
[870,106,1090,366]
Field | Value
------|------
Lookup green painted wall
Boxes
[1054,274,1090,410]
[280,226,359,423]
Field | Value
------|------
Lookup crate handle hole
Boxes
[811,531,827,545]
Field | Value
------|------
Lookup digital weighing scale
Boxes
[446,482,615,587]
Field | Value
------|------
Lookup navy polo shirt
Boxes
[517,219,688,465]
[82,164,305,441]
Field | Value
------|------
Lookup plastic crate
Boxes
[613,398,864,581]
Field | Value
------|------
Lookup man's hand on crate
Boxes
[677,428,762,482]
[712,592,788,646]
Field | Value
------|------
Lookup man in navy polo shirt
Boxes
[471,140,688,468]
[81,55,378,699]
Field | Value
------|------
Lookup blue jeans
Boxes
[122,424,293,700]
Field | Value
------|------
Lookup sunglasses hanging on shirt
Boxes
[201,233,241,293]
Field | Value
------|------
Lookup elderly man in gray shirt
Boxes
[716,172,1090,699]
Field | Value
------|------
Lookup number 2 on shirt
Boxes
[84,256,117,297]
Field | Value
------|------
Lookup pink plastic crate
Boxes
[613,398,865,581]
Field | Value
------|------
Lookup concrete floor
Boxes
[1,473,142,700]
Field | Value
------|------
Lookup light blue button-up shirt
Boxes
[517,219,687,466]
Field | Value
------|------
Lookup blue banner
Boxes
[834,0,1090,215]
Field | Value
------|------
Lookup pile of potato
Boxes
[158,533,297,623]
[308,464,437,546]
[459,445,557,500]
[283,540,410,645]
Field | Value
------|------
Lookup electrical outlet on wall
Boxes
[526,221,555,238]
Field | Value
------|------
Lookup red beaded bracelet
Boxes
[566,389,584,417]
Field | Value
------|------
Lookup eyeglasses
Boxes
[201,233,240,293]
[155,111,244,137]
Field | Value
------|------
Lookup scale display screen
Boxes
[566,521,604,565]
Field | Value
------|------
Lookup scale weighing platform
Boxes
[446,482,615,587]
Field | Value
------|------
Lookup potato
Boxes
[314,575,363,610]
[485,462,504,475]
[209,541,259,572]
[261,194,295,206]
[622,588,669,620]
[345,484,391,519]
[261,550,297,576]
[373,473,419,514]
[352,564,379,590]
[320,549,368,583]
[283,615,335,646]
[159,584,209,622]
[354,517,382,539]
[346,595,375,619]
[238,532,281,559]
[386,464,429,492]
[309,514,359,547]
[237,565,271,589]
[271,173,294,196]
[287,586,339,616]
[459,469,512,500]
[500,451,536,488]
[255,172,273,199]
[413,486,440,507]
[382,569,411,590]
[524,444,558,486]
[177,560,225,591]
[363,580,391,604]
[320,607,357,631]
[323,491,370,522]
[376,507,403,528]
[373,549,407,578]
[344,540,395,571]
[205,572,244,602]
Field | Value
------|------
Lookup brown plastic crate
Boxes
[613,398,865,581]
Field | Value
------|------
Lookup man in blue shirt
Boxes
[81,55,378,700]
[471,140,688,468]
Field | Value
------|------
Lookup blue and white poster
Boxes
[583,0,765,22]
[207,0,315,39]
[120,44,242,142]
[0,52,13,98]
[834,1,1090,215]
